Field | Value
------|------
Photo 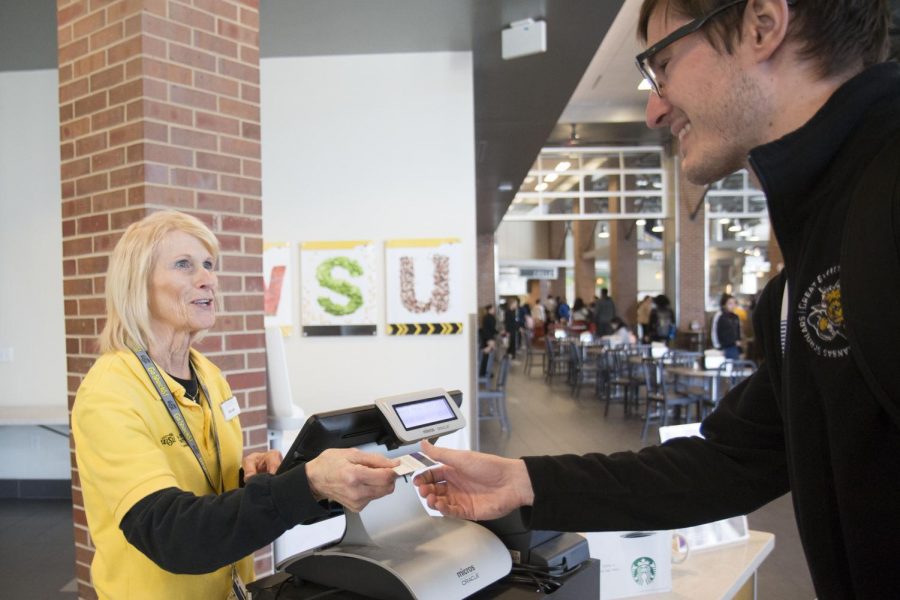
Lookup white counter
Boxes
[646,530,774,600]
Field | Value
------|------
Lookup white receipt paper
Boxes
[393,451,437,477]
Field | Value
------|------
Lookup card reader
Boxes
[375,388,466,444]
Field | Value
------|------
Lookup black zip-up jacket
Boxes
[522,62,900,599]
[712,310,740,349]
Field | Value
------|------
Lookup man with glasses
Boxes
[415,1,900,597]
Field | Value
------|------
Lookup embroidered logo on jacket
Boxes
[160,433,188,447]
[797,266,849,358]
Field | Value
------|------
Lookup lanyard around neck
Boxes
[131,347,225,494]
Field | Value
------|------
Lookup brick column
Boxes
[476,232,496,309]
[57,1,267,597]
[610,220,638,325]
[676,171,707,337]
[572,220,596,305]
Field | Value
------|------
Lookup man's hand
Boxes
[243,450,283,478]
[305,448,400,512]
[413,440,534,520]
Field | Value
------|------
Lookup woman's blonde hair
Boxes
[99,210,220,354]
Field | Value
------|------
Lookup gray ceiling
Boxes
[7,0,900,235]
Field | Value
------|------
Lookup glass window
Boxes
[506,197,541,216]
[625,196,664,214]
[546,197,577,215]
[625,173,662,192]
[704,169,772,309]
[584,197,612,214]
[583,174,615,192]
[711,172,744,190]
[506,146,665,222]
[622,152,661,168]
[748,194,767,212]
[707,195,744,213]
[580,151,620,169]
[540,155,579,172]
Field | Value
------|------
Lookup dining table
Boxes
[665,364,754,410]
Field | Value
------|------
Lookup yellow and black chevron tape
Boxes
[388,322,463,335]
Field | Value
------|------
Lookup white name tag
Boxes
[221,397,241,421]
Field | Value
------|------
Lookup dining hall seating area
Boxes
[489,328,758,443]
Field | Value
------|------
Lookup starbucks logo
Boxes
[631,556,656,586]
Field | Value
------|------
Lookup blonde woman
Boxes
[73,210,398,599]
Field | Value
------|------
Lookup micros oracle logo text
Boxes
[456,564,479,586]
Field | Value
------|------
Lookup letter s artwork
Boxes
[316,257,364,316]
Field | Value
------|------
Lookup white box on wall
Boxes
[501,19,547,60]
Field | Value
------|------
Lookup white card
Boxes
[221,397,241,421]
[393,451,438,476]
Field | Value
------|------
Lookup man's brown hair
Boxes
[638,0,891,79]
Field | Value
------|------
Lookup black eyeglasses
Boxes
[635,0,748,96]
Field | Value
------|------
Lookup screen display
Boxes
[394,396,456,430]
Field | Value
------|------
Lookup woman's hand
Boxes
[242,450,283,478]
[305,448,399,512]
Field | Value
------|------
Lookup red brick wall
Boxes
[57,1,268,597]
[476,232,496,308]
[677,172,708,335]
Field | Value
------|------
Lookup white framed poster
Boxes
[263,241,294,336]
[300,240,377,336]
[385,238,463,335]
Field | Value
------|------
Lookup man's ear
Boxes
[744,0,791,62]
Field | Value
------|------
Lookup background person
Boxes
[636,294,654,342]
[711,293,742,359]
[592,287,617,335]
[502,298,520,359]
[418,1,900,597]
[478,303,499,376]
[73,211,398,599]
[602,316,637,347]
[647,293,675,343]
